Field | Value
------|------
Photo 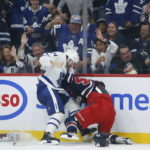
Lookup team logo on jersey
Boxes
[114,0,128,14]
[0,80,27,120]
[63,40,78,52]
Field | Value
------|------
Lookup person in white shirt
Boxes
[91,29,118,73]
[18,33,44,73]
[0,45,25,73]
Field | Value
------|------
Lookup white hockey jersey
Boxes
[39,52,68,88]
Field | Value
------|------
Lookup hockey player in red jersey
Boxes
[60,73,115,146]
[61,73,133,147]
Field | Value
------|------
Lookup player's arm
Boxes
[39,54,64,70]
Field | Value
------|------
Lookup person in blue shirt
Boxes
[105,0,142,46]
[22,0,51,54]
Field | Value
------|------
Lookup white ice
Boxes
[0,141,150,150]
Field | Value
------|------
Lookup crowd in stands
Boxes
[0,0,150,74]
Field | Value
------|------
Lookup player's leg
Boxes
[60,115,80,140]
[60,101,105,141]
[74,99,115,147]
[37,84,65,144]
[60,97,97,140]
[60,97,80,140]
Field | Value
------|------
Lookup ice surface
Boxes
[0,141,150,150]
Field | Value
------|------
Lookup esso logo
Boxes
[0,80,27,120]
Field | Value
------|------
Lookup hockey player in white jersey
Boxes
[36,50,79,145]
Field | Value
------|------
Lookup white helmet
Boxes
[65,49,79,64]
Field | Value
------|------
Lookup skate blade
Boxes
[40,140,59,145]
[60,133,79,140]
[125,138,134,145]
[115,137,134,145]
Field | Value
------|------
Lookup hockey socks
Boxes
[64,115,78,133]
[46,113,65,135]
[60,115,79,140]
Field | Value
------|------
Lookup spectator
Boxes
[105,22,127,48]
[10,0,28,48]
[0,0,11,52]
[96,18,107,36]
[0,16,11,52]
[131,23,150,73]
[105,0,142,46]
[18,33,44,73]
[44,14,82,52]
[131,23,150,59]
[1,0,13,28]
[42,14,64,52]
[91,29,118,73]
[0,45,25,73]
[140,0,149,23]
[109,45,146,74]
[22,0,51,54]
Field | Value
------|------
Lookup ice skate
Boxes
[93,132,109,147]
[60,132,79,140]
[40,132,60,145]
[109,134,134,144]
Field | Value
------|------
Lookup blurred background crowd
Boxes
[0,0,150,74]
